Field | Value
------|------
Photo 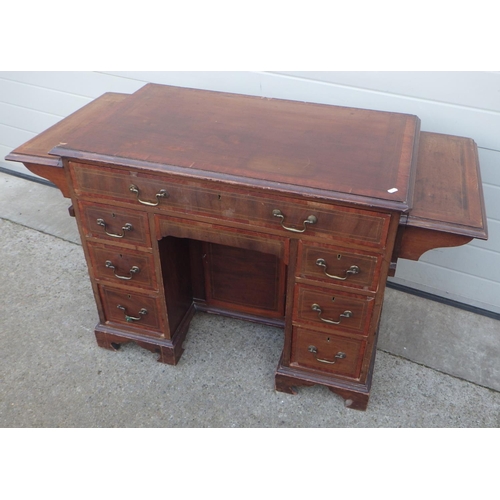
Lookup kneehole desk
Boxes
[7,84,488,410]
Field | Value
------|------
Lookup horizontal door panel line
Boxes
[0,100,63,121]
[426,244,500,257]
[0,97,64,118]
[0,124,35,145]
[1,140,23,150]
[478,146,500,154]
[0,75,95,100]
[386,281,500,321]
[482,182,500,189]
[262,71,500,115]
[401,258,500,284]
[0,71,143,94]
[483,215,499,224]
[97,70,149,83]
[267,71,500,112]
[0,122,39,135]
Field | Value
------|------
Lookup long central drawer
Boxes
[70,162,391,248]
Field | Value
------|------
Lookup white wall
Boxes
[1,71,499,313]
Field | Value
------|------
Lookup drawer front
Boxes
[293,284,374,335]
[79,201,151,247]
[99,286,163,335]
[297,242,380,291]
[291,327,365,378]
[71,162,390,247]
[261,200,389,247]
[87,243,156,290]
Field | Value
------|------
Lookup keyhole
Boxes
[337,254,342,260]
[112,213,116,218]
[217,194,222,200]
[331,297,335,302]
[127,294,131,299]
[327,337,331,342]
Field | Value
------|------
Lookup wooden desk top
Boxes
[6,92,128,168]
[6,84,487,242]
[49,84,420,211]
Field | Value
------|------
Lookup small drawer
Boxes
[78,201,151,247]
[87,243,156,290]
[70,162,391,247]
[297,242,381,291]
[293,284,374,335]
[260,201,390,247]
[99,286,163,336]
[291,327,365,378]
[71,162,170,207]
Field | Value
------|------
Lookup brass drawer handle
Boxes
[129,184,168,206]
[272,209,317,233]
[311,304,352,324]
[117,305,148,322]
[308,345,346,364]
[105,260,140,280]
[96,218,133,238]
[316,258,360,280]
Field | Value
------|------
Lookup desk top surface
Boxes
[49,84,420,211]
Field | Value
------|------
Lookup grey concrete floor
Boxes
[1,171,499,427]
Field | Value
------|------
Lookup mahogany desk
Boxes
[6,84,488,410]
